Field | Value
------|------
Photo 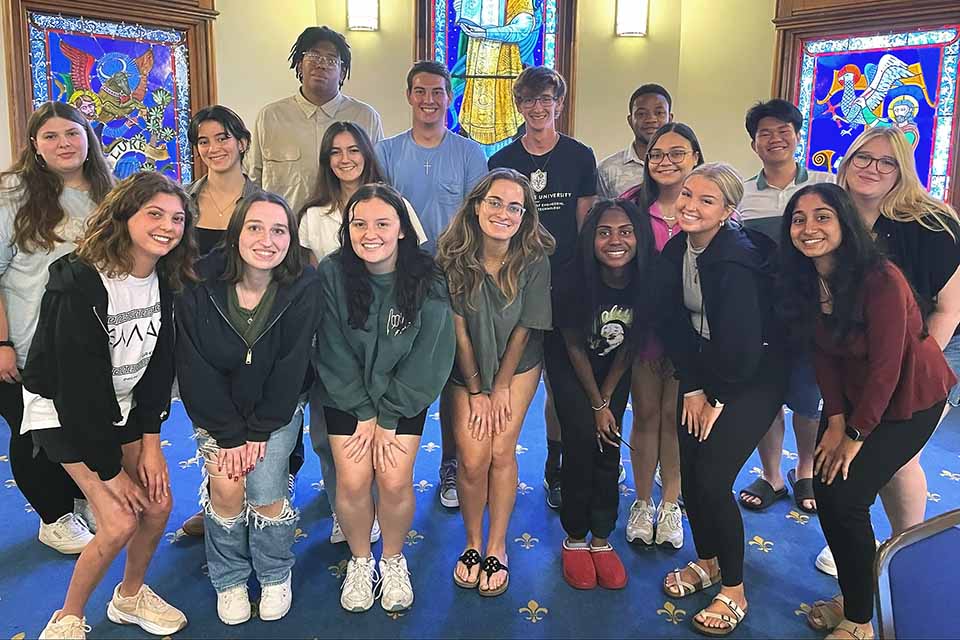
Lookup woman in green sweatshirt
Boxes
[313,183,455,615]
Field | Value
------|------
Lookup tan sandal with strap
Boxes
[826,620,874,640]
[807,594,844,631]
[691,593,747,636]
[663,561,719,598]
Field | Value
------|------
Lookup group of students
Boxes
[1,24,958,640]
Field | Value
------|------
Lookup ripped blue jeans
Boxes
[195,399,304,593]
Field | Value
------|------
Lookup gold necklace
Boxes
[204,188,242,218]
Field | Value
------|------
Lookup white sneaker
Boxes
[655,500,684,549]
[815,544,837,577]
[74,499,97,534]
[625,499,655,544]
[378,553,414,612]
[259,573,292,621]
[330,513,382,544]
[340,555,378,612]
[216,584,251,625]
[40,611,90,639]
[39,513,94,554]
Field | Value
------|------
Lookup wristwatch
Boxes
[844,425,864,442]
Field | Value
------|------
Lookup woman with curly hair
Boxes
[437,168,554,596]
[22,171,198,639]
[313,183,454,614]
[0,101,113,554]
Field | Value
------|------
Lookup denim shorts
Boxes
[942,334,960,407]
[784,353,822,420]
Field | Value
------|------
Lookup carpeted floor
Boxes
[2,383,958,638]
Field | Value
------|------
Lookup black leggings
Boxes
[545,343,631,540]
[815,400,944,624]
[0,381,83,524]
[678,351,787,586]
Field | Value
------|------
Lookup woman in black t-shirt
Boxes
[548,199,654,593]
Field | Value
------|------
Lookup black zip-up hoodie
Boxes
[175,249,320,449]
[654,224,783,405]
[22,254,175,481]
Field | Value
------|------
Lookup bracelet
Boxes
[591,398,609,412]
[467,369,480,380]
[0,340,13,350]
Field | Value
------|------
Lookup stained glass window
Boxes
[795,26,959,200]
[430,0,560,157]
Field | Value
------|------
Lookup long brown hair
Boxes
[0,102,113,252]
[436,168,555,311]
[220,191,304,285]
[300,121,384,216]
[77,172,198,291]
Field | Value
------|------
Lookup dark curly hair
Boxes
[337,183,439,331]
[289,26,351,87]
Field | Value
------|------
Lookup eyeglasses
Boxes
[647,149,691,165]
[482,197,525,217]
[850,152,898,175]
[302,52,341,68]
[519,95,558,109]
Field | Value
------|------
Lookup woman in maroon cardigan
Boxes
[778,183,954,640]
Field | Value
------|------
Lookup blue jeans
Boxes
[942,334,960,407]
[195,399,304,593]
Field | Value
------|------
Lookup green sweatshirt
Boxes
[314,257,455,429]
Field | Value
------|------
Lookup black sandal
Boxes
[479,555,509,597]
[738,478,788,511]
[453,548,482,588]
[788,469,818,514]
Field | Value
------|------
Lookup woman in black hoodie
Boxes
[175,191,318,626]
[656,163,787,636]
[22,171,197,639]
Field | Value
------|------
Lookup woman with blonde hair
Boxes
[436,168,554,596]
[656,162,786,635]
[807,126,960,601]
[22,171,197,638]
[0,101,113,554]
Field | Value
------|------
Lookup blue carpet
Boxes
[2,383,959,638]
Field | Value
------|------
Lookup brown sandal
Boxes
[807,594,844,631]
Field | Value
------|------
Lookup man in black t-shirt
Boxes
[488,66,598,509]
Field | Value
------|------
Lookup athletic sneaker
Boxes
[39,611,90,639]
[288,473,296,500]
[625,499,655,544]
[216,584,251,625]
[39,513,94,554]
[259,573,292,621]
[74,499,97,534]
[438,460,459,508]
[341,555,378,612]
[379,553,414,612]
[330,513,382,544]
[106,583,187,635]
[815,544,837,577]
[543,477,562,510]
[655,500,684,549]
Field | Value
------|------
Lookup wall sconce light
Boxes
[616,0,649,37]
[348,0,379,32]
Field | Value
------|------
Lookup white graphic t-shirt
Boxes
[21,271,161,433]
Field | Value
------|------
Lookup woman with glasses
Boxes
[656,163,786,635]
[620,123,704,550]
[436,168,554,597]
[806,127,960,627]
[779,182,953,640]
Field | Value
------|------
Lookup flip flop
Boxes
[788,468,818,514]
[453,548,482,589]
[738,478,788,511]
[478,555,509,597]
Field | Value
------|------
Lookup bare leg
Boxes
[329,436,375,559]
[375,435,421,558]
[629,361,663,502]
[658,374,681,504]
[451,384,489,585]
[792,414,819,511]
[482,368,540,592]
[741,409,785,507]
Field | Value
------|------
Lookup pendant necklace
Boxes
[205,187,242,218]
[524,134,559,193]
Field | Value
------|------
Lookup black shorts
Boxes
[323,406,428,437]
[32,424,143,465]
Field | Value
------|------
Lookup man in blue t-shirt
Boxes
[376,60,488,509]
